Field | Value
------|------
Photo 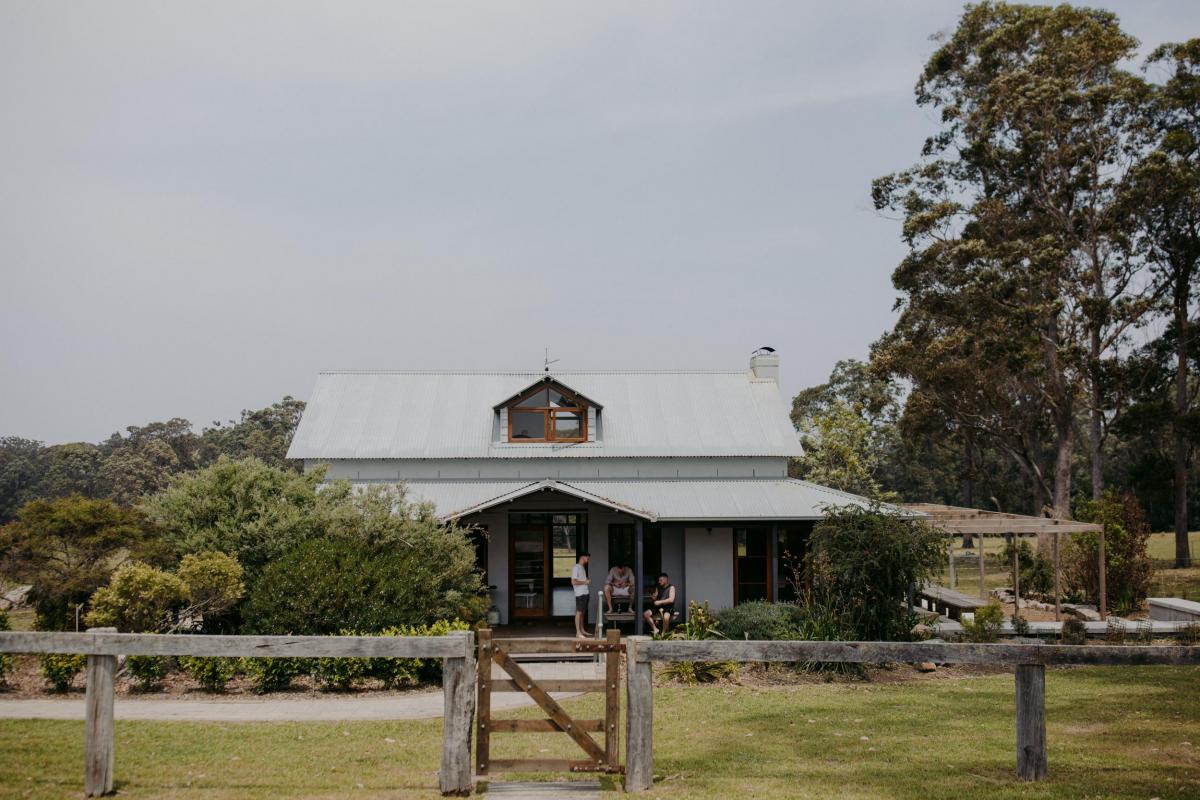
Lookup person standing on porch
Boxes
[572,552,592,638]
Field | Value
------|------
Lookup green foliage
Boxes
[0,495,166,630]
[311,657,368,691]
[1001,539,1054,596]
[0,610,11,685]
[40,653,86,692]
[715,601,806,641]
[1069,491,1154,614]
[142,457,329,575]
[961,600,1004,643]
[177,551,245,618]
[242,657,305,694]
[243,532,484,636]
[1011,613,1030,637]
[369,620,471,687]
[659,602,737,684]
[178,656,236,692]
[85,562,186,632]
[125,656,168,690]
[1061,617,1089,645]
[809,504,946,641]
[792,395,896,501]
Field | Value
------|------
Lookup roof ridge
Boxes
[316,369,750,375]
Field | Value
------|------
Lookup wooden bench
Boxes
[918,585,988,620]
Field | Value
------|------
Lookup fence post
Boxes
[625,635,653,792]
[84,627,117,797]
[1015,664,1047,781]
[439,631,476,796]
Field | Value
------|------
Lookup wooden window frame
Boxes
[506,385,588,444]
[733,527,772,605]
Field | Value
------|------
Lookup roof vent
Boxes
[750,347,779,383]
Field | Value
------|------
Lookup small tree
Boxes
[85,552,245,633]
[1067,491,1153,615]
[0,495,166,630]
[809,503,946,641]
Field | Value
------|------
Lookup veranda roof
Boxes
[902,503,1102,535]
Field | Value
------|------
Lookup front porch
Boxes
[459,486,815,634]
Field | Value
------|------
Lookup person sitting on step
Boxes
[643,572,677,635]
[604,561,635,615]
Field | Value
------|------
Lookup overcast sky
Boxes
[3,2,1198,444]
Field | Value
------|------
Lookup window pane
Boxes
[553,412,583,439]
[516,388,550,407]
[552,524,578,579]
[510,410,545,439]
[550,389,576,407]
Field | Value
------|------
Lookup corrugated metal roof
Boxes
[287,370,803,460]
[388,478,895,521]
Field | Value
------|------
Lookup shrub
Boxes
[41,653,86,691]
[809,503,946,641]
[242,657,305,694]
[1000,539,1054,595]
[1068,491,1153,615]
[370,620,471,686]
[312,657,368,691]
[1179,623,1200,646]
[177,551,245,618]
[1060,617,1088,645]
[659,602,737,684]
[1011,613,1031,637]
[125,656,169,690]
[179,656,236,692]
[961,600,1004,643]
[715,601,806,640]
[0,610,12,686]
[85,562,186,632]
[243,537,484,636]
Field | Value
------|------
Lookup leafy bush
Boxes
[1069,491,1153,615]
[659,602,737,684]
[0,610,12,686]
[1060,617,1088,645]
[177,551,245,618]
[85,562,186,632]
[1000,539,1054,595]
[961,600,1004,643]
[179,656,236,692]
[370,620,471,686]
[809,503,946,641]
[1179,623,1200,646]
[243,537,484,636]
[1011,613,1030,637]
[312,657,368,691]
[242,657,305,693]
[41,653,86,691]
[125,656,169,690]
[715,601,806,641]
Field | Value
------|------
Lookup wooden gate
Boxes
[476,629,624,775]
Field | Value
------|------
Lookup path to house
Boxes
[0,661,600,722]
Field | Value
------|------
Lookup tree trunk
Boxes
[1174,296,1192,568]
[1088,369,1104,501]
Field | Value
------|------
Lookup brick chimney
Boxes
[749,348,779,383]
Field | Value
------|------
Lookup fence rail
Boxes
[623,637,1200,792]
[0,629,476,798]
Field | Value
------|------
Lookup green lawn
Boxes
[2,666,1197,798]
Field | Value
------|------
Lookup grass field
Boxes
[1,666,1197,799]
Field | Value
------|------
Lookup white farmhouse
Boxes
[287,350,877,632]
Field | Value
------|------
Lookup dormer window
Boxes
[507,384,588,443]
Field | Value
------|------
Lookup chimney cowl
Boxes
[750,348,779,383]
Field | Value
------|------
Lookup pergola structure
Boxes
[903,503,1106,620]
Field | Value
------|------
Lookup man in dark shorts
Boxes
[572,552,591,638]
[643,572,677,635]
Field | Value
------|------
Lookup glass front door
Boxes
[509,512,587,618]
[735,528,771,604]
[510,524,547,618]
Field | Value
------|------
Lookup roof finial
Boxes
[543,347,559,374]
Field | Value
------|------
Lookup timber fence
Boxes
[622,637,1200,792]
[0,629,477,797]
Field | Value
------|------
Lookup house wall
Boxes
[308,456,789,481]
[682,527,734,611]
